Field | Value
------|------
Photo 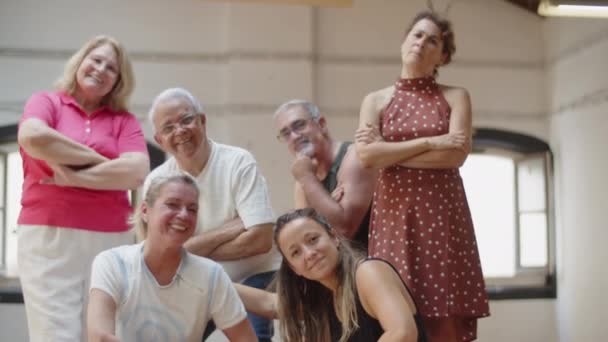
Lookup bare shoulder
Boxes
[363,86,395,111]
[356,259,399,284]
[438,84,470,104]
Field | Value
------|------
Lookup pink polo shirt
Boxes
[17,91,148,232]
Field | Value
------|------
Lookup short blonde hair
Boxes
[54,35,135,112]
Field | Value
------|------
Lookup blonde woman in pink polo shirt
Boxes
[17,35,149,342]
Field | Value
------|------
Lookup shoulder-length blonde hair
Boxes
[274,208,365,342]
[131,173,199,241]
[54,35,135,112]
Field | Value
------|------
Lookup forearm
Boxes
[209,224,273,261]
[356,138,431,169]
[19,119,108,166]
[233,283,278,320]
[69,152,149,190]
[184,224,243,257]
[398,149,467,169]
[297,176,358,239]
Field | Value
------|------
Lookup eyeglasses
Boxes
[159,113,199,136]
[276,118,313,142]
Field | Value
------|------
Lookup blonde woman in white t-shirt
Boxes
[87,173,257,342]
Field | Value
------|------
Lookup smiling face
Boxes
[142,180,199,249]
[274,106,327,158]
[400,18,446,76]
[75,43,120,104]
[277,217,340,286]
[153,97,206,160]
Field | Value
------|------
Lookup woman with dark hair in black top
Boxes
[234,208,427,341]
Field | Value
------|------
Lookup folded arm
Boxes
[208,222,273,261]
[184,218,245,257]
[44,152,149,190]
[398,87,473,169]
[18,118,109,166]
[355,89,433,169]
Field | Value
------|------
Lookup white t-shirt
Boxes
[90,243,246,342]
[144,140,280,282]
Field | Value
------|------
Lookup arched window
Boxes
[461,128,556,299]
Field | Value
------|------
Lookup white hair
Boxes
[148,87,205,132]
[273,99,321,122]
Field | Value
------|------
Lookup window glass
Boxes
[461,154,516,277]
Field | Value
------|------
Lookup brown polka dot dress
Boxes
[369,76,490,340]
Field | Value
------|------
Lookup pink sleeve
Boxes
[116,113,148,154]
[20,92,56,127]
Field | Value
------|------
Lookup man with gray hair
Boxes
[144,88,278,342]
[273,100,375,249]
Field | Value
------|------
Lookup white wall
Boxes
[4,0,605,341]
[544,16,608,342]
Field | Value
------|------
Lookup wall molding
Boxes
[0,47,542,70]
[0,100,550,120]
[550,86,608,116]
[546,28,608,67]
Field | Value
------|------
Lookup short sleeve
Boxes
[90,249,127,306]
[20,92,56,127]
[232,154,275,228]
[208,266,247,330]
[116,113,147,154]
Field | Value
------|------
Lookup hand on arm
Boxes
[233,283,279,320]
[357,261,419,342]
[208,222,273,261]
[355,90,433,169]
[398,87,473,169]
[41,152,149,190]
[87,289,122,342]
[294,148,375,240]
[18,118,109,166]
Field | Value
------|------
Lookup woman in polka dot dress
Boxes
[355,10,489,342]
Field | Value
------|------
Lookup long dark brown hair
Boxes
[274,208,365,342]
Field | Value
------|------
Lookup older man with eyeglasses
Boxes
[144,88,279,342]
[273,100,376,251]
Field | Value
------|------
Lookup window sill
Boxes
[0,287,23,303]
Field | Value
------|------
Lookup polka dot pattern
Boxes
[369,77,490,325]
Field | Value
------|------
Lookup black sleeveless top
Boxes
[328,258,428,342]
[321,142,370,250]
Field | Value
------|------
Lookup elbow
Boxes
[355,145,376,169]
[453,151,468,168]
[18,123,48,154]
[127,156,150,189]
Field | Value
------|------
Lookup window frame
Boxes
[471,128,556,300]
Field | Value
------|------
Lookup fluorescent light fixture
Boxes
[538,0,608,17]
